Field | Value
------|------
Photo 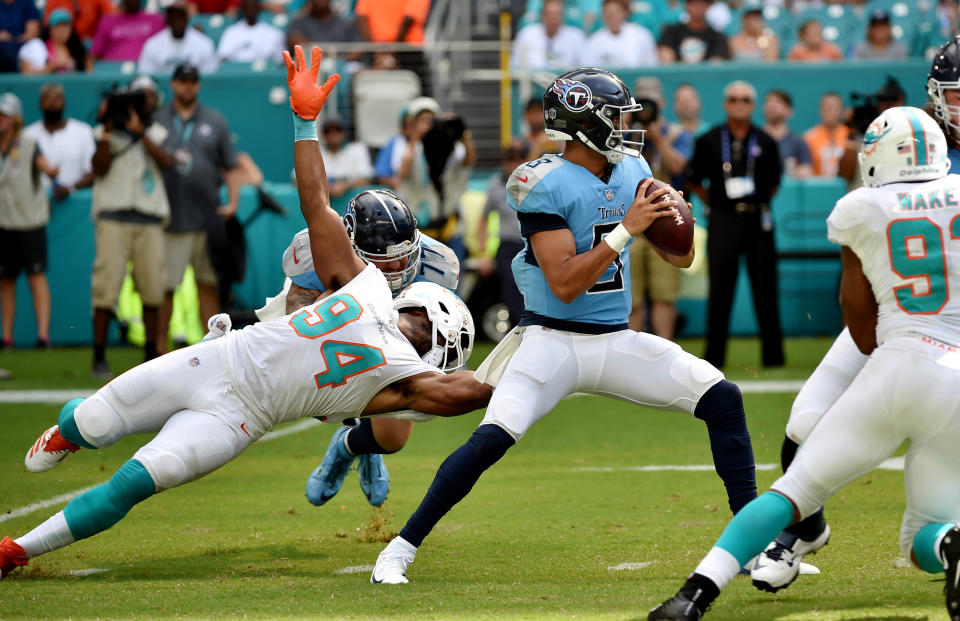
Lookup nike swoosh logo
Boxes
[293,249,300,264]
[240,423,250,437]
[513,174,528,183]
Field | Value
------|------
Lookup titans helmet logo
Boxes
[552,79,592,112]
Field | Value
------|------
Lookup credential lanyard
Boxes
[173,115,195,145]
[721,127,757,182]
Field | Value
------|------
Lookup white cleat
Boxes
[751,524,831,592]
[371,536,416,585]
[25,425,81,473]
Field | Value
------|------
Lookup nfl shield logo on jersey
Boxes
[604,188,615,201]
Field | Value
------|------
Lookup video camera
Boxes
[849,76,905,135]
[102,84,148,128]
[634,98,660,126]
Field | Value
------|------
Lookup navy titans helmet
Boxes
[542,67,645,163]
[343,189,421,294]
[928,35,960,143]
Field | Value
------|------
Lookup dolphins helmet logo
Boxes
[862,119,891,155]
[552,79,593,112]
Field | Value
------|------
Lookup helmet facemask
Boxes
[928,76,960,144]
[353,230,422,294]
[393,282,475,372]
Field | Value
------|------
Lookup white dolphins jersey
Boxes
[224,265,439,427]
[827,174,960,346]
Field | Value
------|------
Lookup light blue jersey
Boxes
[284,230,460,295]
[507,153,652,330]
[949,146,960,174]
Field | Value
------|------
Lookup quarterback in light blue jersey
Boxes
[371,67,760,585]
[255,188,465,511]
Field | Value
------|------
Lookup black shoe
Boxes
[648,593,702,621]
[36,337,51,349]
[92,360,112,380]
[942,525,960,620]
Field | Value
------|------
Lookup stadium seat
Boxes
[352,69,421,148]
[629,0,675,39]
[191,13,229,45]
[93,60,137,75]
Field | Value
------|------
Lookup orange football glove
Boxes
[282,45,341,121]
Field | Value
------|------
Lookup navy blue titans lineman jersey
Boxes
[507,153,652,331]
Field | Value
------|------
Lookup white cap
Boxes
[130,74,158,93]
[406,96,440,118]
[0,93,22,119]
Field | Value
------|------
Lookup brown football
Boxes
[638,178,694,256]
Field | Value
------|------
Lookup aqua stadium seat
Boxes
[629,0,674,39]
[93,60,137,75]
[191,13,231,45]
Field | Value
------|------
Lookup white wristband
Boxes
[603,223,632,253]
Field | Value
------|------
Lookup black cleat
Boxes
[943,525,960,621]
[648,592,702,621]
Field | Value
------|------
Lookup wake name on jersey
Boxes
[507,153,652,328]
[225,265,437,428]
[827,173,960,347]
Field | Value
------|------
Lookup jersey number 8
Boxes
[289,294,387,388]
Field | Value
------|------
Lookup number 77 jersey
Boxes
[222,265,438,428]
[827,174,960,345]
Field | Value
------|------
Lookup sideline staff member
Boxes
[687,80,784,369]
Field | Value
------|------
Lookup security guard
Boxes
[687,80,784,368]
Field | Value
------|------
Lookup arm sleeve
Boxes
[517,211,568,236]
[796,137,812,165]
[217,119,239,169]
[373,139,395,177]
[91,18,108,57]
[353,143,374,178]
[826,192,866,248]
[686,134,709,187]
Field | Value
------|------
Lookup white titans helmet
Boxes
[394,282,475,372]
[859,106,950,188]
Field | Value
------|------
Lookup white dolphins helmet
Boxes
[393,282,475,371]
[859,106,950,188]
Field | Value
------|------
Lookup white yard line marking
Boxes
[608,561,654,571]
[0,485,99,523]
[0,390,95,404]
[0,378,809,406]
[67,568,108,576]
[1,419,323,523]
[334,564,376,574]
[574,463,779,472]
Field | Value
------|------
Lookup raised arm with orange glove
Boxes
[283,45,363,290]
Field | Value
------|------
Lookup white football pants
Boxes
[786,327,869,444]
[480,325,724,441]
[772,334,960,559]
[73,339,263,491]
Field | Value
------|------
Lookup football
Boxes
[638,178,694,256]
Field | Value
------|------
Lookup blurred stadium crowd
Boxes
[0,0,948,375]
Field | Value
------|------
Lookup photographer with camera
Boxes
[89,77,173,377]
[627,77,690,339]
[837,76,906,186]
[398,96,475,260]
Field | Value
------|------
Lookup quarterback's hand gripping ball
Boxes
[638,178,694,256]
[282,45,341,121]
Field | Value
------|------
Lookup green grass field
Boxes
[0,339,948,620]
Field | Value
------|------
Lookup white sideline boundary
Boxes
[0,418,322,524]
